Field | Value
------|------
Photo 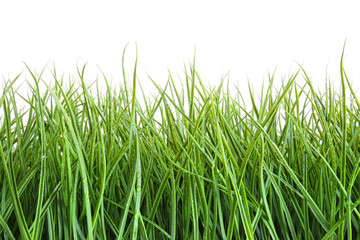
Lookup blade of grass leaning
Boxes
[23,63,48,240]
[0,213,16,240]
[1,96,31,240]
[42,80,94,240]
[338,41,348,239]
[244,105,331,232]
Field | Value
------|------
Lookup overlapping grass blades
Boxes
[1,53,360,239]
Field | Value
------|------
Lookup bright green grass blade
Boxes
[0,213,16,240]
[338,41,348,239]
[246,109,331,232]
[43,81,94,240]
[1,98,31,240]
[23,63,48,240]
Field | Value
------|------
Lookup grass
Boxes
[1,48,360,239]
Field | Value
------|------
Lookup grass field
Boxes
[1,49,360,239]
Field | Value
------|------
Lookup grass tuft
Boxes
[1,53,360,239]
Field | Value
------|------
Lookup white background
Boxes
[1,0,360,99]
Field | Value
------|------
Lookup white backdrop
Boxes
[1,0,360,98]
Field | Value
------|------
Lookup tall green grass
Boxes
[1,51,360,239]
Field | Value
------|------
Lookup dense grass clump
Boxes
[1,54,360,239]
